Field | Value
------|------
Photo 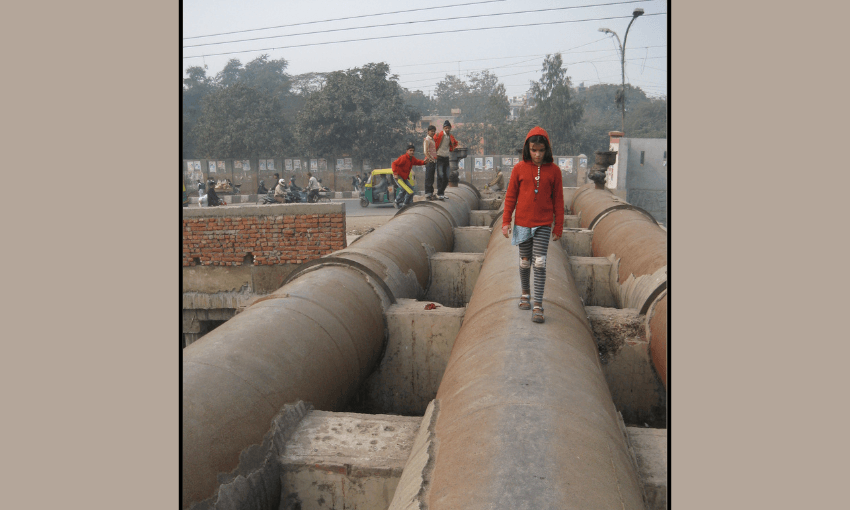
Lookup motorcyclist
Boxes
[257,180,268,195]
[274,178,289,203]
[200,179,222,206]
[289,176,301,192]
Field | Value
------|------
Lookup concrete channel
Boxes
[182,184,666,510]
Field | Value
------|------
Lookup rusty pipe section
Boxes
[422,212,645,509]
[571,183,667,389]
[182,183,479,508]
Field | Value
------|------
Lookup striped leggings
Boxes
[518,226,552,305]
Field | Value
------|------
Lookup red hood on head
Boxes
[525,126,550,144]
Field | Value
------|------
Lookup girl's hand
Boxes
[552,232,561,241]
[501,224,511,238]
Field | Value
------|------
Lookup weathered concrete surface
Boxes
[568,256,618,307]
[188,401,312,510]
[354,299,464,416]
[387,400,439,510]
[183,265,299,296]
[587,306,666,427]
[477,197,502,210]
[468,209,500,226]
[626,427,667,510]
[559,227,593,257]
[280,411,422,510]
[425,253,484,308]
[452,226,491,253]
[182,202,345,218]
[564,214,581,228]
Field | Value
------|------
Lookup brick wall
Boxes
[182,204,346,267]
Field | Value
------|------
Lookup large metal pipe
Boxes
[182,184,479,508]
[571,183,667,389]
[423,210,646,509]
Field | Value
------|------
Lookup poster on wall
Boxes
[458,159,465,170]
[336,159,344,169]
[259,160,266,171]
[267,159,275,170]
[513,157,519,165]
[242,160,250,171]
[217,161,225,171]
[285,159,292,171]
[344,158,352,170]
[209,161,216,173]
[558,158,567,170]
[485,157,493,170]
[294,159,301,170]
[565,158,573,173]
[194,161,201,171]
[187,162,194,172]
[579,157,587,168]
[234,160,243,170]
[502,157,512,167]
[363,160,371,171]
[318,158,327,170]
[474,158,483,170]
[310,159,317,170]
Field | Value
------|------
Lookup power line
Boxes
[184,0,509,40]
[183,12,666,60]
[183,1,652,49]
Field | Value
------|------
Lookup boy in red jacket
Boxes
[501,126,564,323]
[392,143,426,208]
[432,120,459,200]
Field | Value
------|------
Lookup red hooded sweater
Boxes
[432,130,458,153]
[502,126,565,237]
[391,153,426,180]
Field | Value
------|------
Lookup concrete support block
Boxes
[387,400,438,510]
[563,186,578,211]
[626,427,668,510]
[426,253,485,307]
[567,256,618,307]
[560,227,593,257]
[452,226,491,253]
[355,299,464,415]
[586,306,665,426]
[280,411,422,510]
[564,214,580,228]
[477,197,502,210]
[468,209,499,227]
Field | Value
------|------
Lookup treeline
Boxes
[182,53,667,164]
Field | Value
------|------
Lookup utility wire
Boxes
[184,12,665,59]
[184,0,510,40]
[183,1,651,49]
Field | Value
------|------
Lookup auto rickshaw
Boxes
[359,168,415,208]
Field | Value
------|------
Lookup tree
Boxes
[623,99,667,138]
[528,53,583,154]
[402,89,434,118]
[192,83,292,158]
[239,54,292,103]
[183,66,214,158]
[433,75,469,117]
[215,59,243,88]
[296,63,417,162]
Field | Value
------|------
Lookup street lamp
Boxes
[599,7,644,132]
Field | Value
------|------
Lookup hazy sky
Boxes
[182,0,667,100]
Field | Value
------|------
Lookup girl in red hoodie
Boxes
[501,126,565,323]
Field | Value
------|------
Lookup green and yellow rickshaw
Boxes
[359,168,415,208]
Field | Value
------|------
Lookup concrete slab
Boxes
[568,256,618,307]
[469,209,500,227]
[426,252,485,307]
[354,299,465,415]
[560,227,593,257]
[626,427,668,510]
[452,226,491,253]
[564,214,580,228]
[587,306,666,427]
[280,411,422,510]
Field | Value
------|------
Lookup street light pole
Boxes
[599,8,644,133]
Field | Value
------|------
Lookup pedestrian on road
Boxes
[501,126,564,324]
[392,143,426,208]
[486,169,505,191]
[433,120,459,200]
[423,125,438,199]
